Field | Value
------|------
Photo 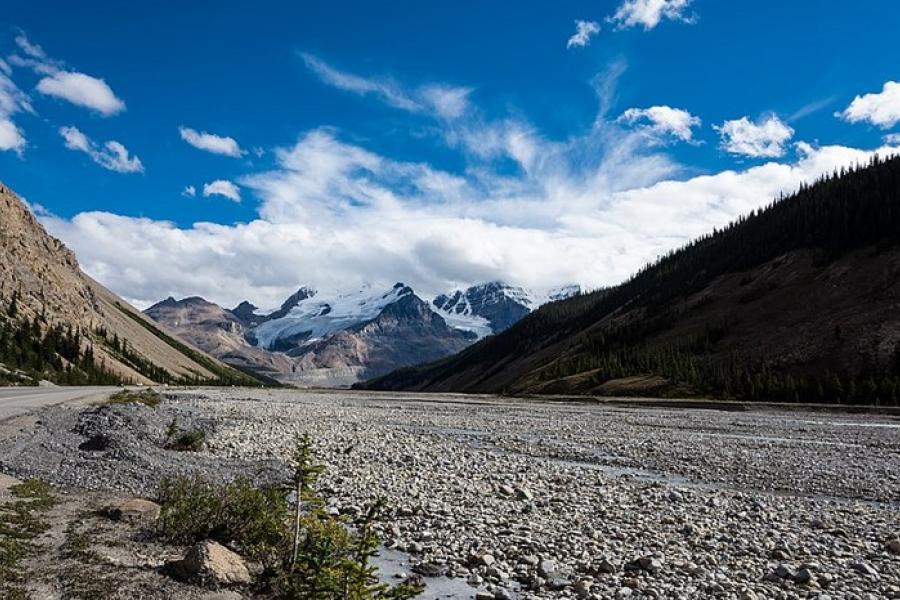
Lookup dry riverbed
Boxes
[1,388,899,599]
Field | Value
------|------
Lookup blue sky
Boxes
[1,1,899,308]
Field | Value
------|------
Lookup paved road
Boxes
[0,386,116,421]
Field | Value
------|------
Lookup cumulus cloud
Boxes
[838,81,900,129]
[37,72,125,116]
[608,0,694,30]
[618,105,701,142]
[567,20,601,48]
[884,133,900,145]
[715,115,794,158]
[40,119,899,310]
[9,32,125,116]
[59,125,143,173]
[202,180,241,202]
[182,185,196,197]
[179,126,245,157]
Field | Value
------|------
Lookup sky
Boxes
[1,1,899,309]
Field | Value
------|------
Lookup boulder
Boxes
[167,540,251,586]
[108,498,161,524]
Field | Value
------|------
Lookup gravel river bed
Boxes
[1,388,899,599]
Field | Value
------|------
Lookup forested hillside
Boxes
[363,154,900,405]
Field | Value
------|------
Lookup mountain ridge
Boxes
[361,155,900,405]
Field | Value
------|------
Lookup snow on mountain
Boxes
[251,283,415,350]
[432,282,582,338]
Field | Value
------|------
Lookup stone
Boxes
[574,579,593,598]
[411,562,446,577]
[498,484,516,497]
[850,561,879,577]
[538,558,558,578]
[596,558,618,574]
[794,568,814,584]
[167,540,251,586]
[108,498,161,524]
[515,486,534,501]
[887,538,900,554]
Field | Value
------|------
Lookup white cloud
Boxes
[567,20,601,48]
[301,53,471,120]
[202,180,241,202]
[0,68,32,154]
[715,115,794,158]
[8,32,125,116]
[14,32,47,59]
[609,0,694,30]
[59,125,143,173]
[0,119,25,154]
[179,126,245,157]
[838,81,900,129]
[37,72,125,116]
[884,133,900,145]
[182,185,196,197]
[618,105,701,142]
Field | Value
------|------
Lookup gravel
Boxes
[2,388,900,599]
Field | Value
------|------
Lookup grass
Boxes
[0,479,57,599]
[99,388,162,408]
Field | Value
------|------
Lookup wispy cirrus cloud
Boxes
[59,125,143,173]
[300,53,471,120]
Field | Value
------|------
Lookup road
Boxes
[0,386,116,421]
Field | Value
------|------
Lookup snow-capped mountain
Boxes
[432,281,581,338]
[251,283,416,351]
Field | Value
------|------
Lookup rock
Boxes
[773,564,795,579]
[616,588,634,599]
[107,498,161,524]
[498,484,516,497]
[200,593,243,600]
[538,558,558,578]
[167,540,251,586]
[794,567,814,584]
[515,486,534,501]
[667,489,684,502]
[411,562,446,577]
[850,561,879,577]
[574,579,592,598]
[596,558,618,574]
[887,538,900,554]
[479,553,496,567]
[475,593,493,600]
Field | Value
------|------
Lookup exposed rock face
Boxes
[146,284,477,387]
[289,292,476,386]
[144,296,293,379]
[0,182,234,384]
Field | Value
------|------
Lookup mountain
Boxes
[144,283,475,387]
[144,296,294,379]
[432,281,581,338]
[0,183,260,386]
[361,155,900,406]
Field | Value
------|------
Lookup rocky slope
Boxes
[0,183,256,385]
[143,297,294,380]
[362,156,900,403]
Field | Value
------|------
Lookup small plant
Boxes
[101,389,161,408]
[156,436,421,599]
[166,428,207,452]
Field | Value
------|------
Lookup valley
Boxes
[0,388,898,599]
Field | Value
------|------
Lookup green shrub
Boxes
[101,389,161,408]
[166,428,206,452]
[157,436,422,599]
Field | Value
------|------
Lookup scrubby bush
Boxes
[157,435,421,599]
